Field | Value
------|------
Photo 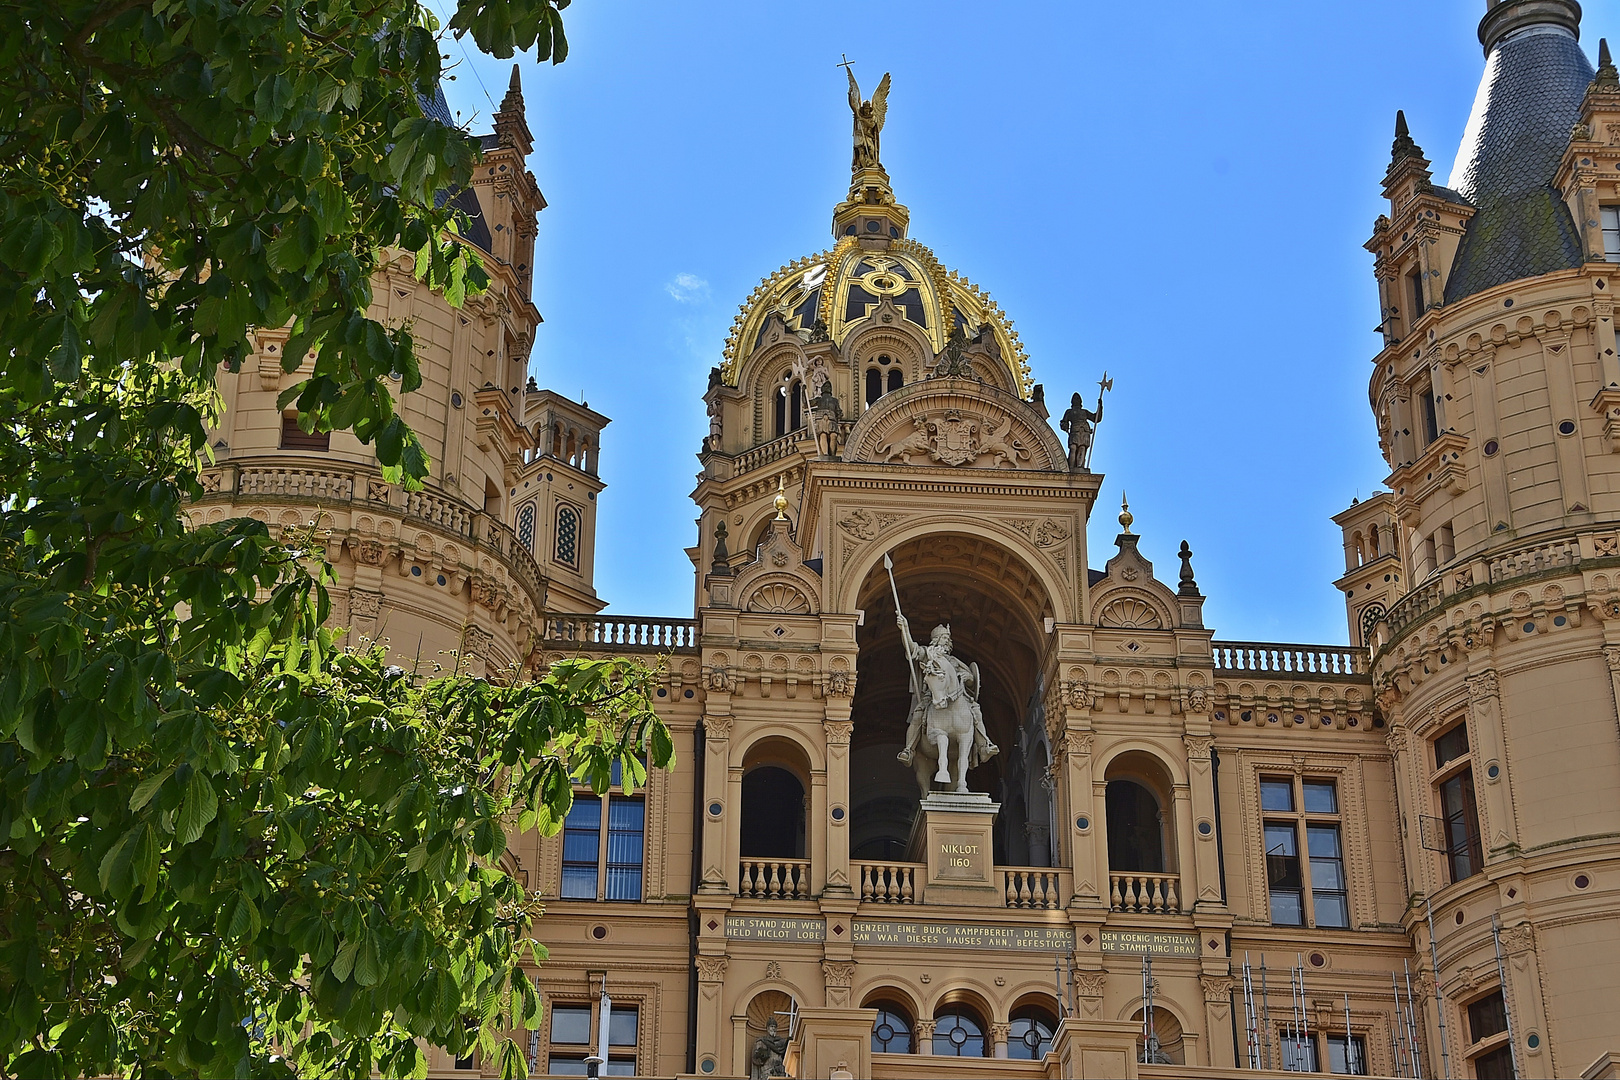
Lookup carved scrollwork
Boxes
[1073,972,1107,998]
[823,720,854,746]
[1201,976,1236,1003]
[837,508,878,540]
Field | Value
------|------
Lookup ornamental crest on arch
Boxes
[930,410,980,465]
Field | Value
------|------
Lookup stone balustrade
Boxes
[1109,872,1181,914]
[856,861,919,904]
[731,433,804,476]
[1210,640,1368,677]
[738,858,812,900]
[538,614,699,654]
[1001,867,1065,910]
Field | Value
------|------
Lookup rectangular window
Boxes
[1435,723,1471,769]
[547,1003,638,1077]
[1603,205,1620,261]
[279,414,331,451]
[1441,769,1483,882]
[1466,990,1513,1079]
[1308,825,1349,928]
[1327,1033,1368,1075]
[1263,776,1350,928]
[559,793,645,902]
[1266,823,1304,926]
[1420,385,1440,446]
[1409,267,1425,320]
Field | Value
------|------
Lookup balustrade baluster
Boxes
[1110,876,1122,909]
[1166,877,1179,913]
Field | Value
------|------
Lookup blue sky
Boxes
[436,0,1620,644]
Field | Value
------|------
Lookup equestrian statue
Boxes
[885,553,998,796]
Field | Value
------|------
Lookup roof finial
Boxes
[774,475,790,522]
[1596,37,1619,90]
[1118,492,1134,534]
[508,63,522,94]
[1390,109,1423,164]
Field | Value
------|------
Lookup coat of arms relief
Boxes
[876,409,1030,467]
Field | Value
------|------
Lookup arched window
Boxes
[1359,603,1387,647]
[1106,779,1165,873]
[865,367,883,406]
[869,1004,913,1054]
[740,765,806,858]
[555,504,579,567]
[887,367,903,393]
[774,379,806,438]
[1008,1006,1058,1060]
[516,503,536,553]
[932,1009,987,1057]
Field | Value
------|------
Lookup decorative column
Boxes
[700,713,733,892]
[694,955,730,1075]
[822,718,853,894]
[1074,971,1107,1021]
[1200,976,1237,1069]
[1182,734,1221,910]
[1500,923,1553,1077]
[1464,670,1520,857]
[990,1021,1011,1059]
[914,1020,936,1052]
[1060,718,1100,905]
[821,960,855,1008]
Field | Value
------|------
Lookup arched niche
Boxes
[1128,1002,1186,1065]
[1103,750,1179,876]
[847,531,1055,864]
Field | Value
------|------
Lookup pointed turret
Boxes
[1390,110,1423,165]
[1596,36,1619,90]
[1383,110,1434,197]
[493,63,533,157]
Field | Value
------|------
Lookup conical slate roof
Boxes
[1444,22,1594,303]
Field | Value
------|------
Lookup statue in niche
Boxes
[885,557,998,798]
[750,1018,788,1080]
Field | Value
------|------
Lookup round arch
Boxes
[1122,998,1187,1065]
[846,531,1059,863]
[1102,749,1181,880]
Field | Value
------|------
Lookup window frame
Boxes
[1603,204,1620,262]
[1260,773,1350,929]
[554,501,582,568]
[1430,720,1484,885]
[1461,988,1513,1080]
[279,413,331,452]
[558,782,645,903]
[545,1000,640,1076]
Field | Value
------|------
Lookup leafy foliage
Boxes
[0,0,676,1076]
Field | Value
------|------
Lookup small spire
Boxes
[1390,109,1423,164]
[1596,37,1619,90]
[774,475,790,521]
[1118,492,1134,534]
[508,63,522,95]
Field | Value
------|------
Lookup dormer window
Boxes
[864,355,903,406]
[1603,206,1620,262]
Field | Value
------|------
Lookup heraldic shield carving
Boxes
[845,382,1066,472]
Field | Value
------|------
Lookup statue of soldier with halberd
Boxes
[895,617,998,795]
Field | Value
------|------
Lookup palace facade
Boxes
[199,2,1620,1076]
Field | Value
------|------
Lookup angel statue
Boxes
[847,68,891,171]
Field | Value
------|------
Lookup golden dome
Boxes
[719,235,1032,398]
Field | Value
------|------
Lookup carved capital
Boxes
[1201,976,1236,1003]
[821,960,855,988]
[823,720,854,746]
[1499,923,1535,956]
[1466,671,1500,704]
[348,588,383,619]
[1385,725,1409,754]
[462,625,494,656]
[1605,645,1620,676]
[1183,735,1214,760]
[695,956,728,983]
[1062,731,1094,759]
[988,1022,1012,1045]
[703,715,734,741]
[1073,972,1107,998]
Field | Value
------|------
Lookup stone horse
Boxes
[910,652,981,795]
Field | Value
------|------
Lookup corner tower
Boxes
[1353,4,1620,1075]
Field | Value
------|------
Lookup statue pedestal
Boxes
[905,793,1000,906]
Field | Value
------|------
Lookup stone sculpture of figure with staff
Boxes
[885,552,998,797]
[1061,373,1112,471]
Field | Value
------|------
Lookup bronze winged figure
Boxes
[847,69,891,171]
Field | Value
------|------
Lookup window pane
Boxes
[1261,778,1295,812]
[561,799,602,899]
[1328,1034,1367,1076]
[1304,780,1339,814]
[1314,891,1350,928]
[1468,991,1508,1043]
[1435,724,1470,768]
[605,797,645,901]
[1270,888,1304,926]
[1281,1032,1319,1071]
[560,867,598,899]
[1307,824,1343,858]
[932,1012,985,1057]
[1473,1043,1515,1080]
[604,1059,637,1077]
[1008,1017,1054,1060]
[1604,206,1620,261]
[871,1008,912,1053]
[1442,770,1484,883]
[548,1056,590,1076]
[609,1006,638,1046]
[551,1005,593,1046]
